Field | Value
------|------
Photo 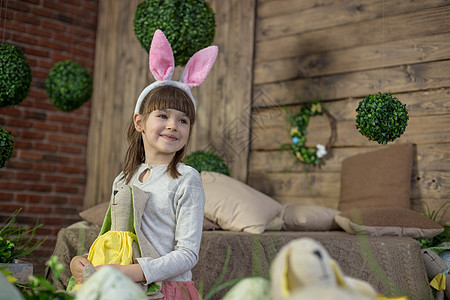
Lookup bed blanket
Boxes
[46,223,432,300]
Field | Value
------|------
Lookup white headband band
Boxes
[134,29,218,115]
[134,80,196,114]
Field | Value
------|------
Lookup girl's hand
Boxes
[70,255,91,284]
[95,264,146,283]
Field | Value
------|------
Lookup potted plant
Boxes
[0,209,46,284]
[45,60,93,112]
[1,256,74,300]
[134,0,216,66]
[184,150,230,175]
[0,44,32,108]
[19,256,74,300]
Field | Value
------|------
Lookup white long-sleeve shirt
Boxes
[112,163,205,284]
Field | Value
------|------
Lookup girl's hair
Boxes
[122,85,196,183]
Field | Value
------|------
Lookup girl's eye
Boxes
[158,114,168,119]
[179,118,189,124]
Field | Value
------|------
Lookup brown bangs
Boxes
[141,85,196,125]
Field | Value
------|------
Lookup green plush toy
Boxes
[68,186,161,298]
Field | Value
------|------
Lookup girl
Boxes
[70,30,218,299]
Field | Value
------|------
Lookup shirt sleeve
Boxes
[136,170,206,283]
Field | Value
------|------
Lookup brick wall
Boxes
[0,0,98,273]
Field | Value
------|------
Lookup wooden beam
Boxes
[251,114,450,149]
[190,0,255,182]
[85,0,148,208]
[253,60,450,107]
[249,144,450,174]
[255,5,450,61]
[254,33,450,84]
[256,0,450,41]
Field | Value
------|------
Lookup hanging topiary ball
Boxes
[0,44,32,108]
[0,127,14,168]
[184,150,230,176]
[134,0,216,66]
[45,60,93,112]
[356,92,409,145]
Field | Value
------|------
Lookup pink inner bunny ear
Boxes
[149,29,175,81]
[180,45,218,87]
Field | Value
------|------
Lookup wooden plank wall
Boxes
[248,0,450,223]
[190,0,255,182]
[85,0,149,208]
[85,0,254,207]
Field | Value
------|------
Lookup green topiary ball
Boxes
[45,60,93,112]
[356,93,409,145]
[0,127,14,168]
[134,0,216,66]
[0,44,32,108]
[184,150,230,175]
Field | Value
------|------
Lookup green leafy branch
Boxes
[0,209,46,264]
[419,200,450,249]
[184,150,230,176]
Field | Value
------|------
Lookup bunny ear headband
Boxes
[134,29,218,115]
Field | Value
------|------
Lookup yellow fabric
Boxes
[281,249,291,298]
[88,231,138,266]
[72,231,138,290]
[430,271,448,291]
[330,259,346,287]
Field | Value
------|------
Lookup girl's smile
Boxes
[161,134,177,141]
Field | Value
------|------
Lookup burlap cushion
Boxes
[79,201,109,226]
[339,143,414,211]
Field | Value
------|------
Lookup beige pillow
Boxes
[334,207,443,239]
[339,143,414,211]
[79,201,109,226]
[201,171,282,234]
[266,214,284,231]
[282,205,340,231]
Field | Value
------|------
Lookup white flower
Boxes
[316,144,327,159]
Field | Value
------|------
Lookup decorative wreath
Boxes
[356,93,409,145]
[282,101,336,166]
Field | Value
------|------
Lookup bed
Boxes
[46,144,439,299]
[46,221,433,300]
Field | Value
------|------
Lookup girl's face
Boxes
[134,108,190,164]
